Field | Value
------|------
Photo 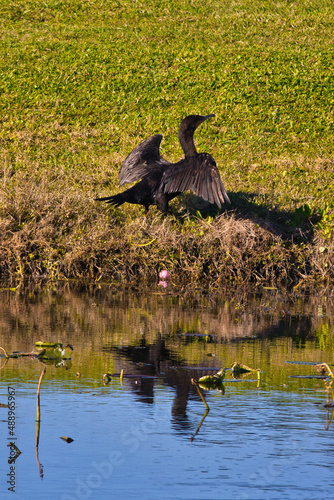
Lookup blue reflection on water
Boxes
[1,289,334,500]
[1,381,333,500]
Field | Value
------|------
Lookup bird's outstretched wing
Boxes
[118,134,169,186]
[160,154,230,208]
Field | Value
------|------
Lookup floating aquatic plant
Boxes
[34,342,73,361]
[198,369,226,389]
[231,362,261,381]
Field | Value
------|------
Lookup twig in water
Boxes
[0,346,9,358]
[190,409,209,442]
[191,378,210,411]
[36,366,46,479]
[36,367,46,423]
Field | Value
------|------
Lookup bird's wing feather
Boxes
[118,134,169,186]
[161,155,230,208]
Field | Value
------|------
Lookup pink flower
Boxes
[159,270,168,279]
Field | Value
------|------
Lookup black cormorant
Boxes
[96,114,230,214]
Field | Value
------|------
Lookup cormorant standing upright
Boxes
[96,114,230,214]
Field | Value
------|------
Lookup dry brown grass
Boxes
[0,162,333,292]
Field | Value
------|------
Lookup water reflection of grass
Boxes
[1,289,333,397]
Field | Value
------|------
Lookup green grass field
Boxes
[0,0,333,290]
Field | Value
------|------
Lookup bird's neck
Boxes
[178,129,198,158]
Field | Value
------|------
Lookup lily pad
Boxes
[198,369,225,389]
[35,342,73,360]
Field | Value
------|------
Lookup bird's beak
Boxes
[201,114,215,122]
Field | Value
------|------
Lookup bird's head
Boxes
[178,114,215,156]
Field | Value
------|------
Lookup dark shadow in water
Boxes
[229,314,315,345]
[100,300,330,433]
[103,337,223,433]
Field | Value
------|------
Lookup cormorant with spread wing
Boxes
[96,114,230,214]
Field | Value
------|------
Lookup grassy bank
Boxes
[0,0,333,290]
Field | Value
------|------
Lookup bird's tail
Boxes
[95,193,126,207]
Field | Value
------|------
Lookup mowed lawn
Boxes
[0,0,333,288]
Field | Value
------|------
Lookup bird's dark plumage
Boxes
[96,114,230,214]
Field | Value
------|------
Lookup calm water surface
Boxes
[1,286,334,499]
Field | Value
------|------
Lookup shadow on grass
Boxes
[178,191,321,243]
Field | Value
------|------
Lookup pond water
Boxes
[1,286,334,500]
